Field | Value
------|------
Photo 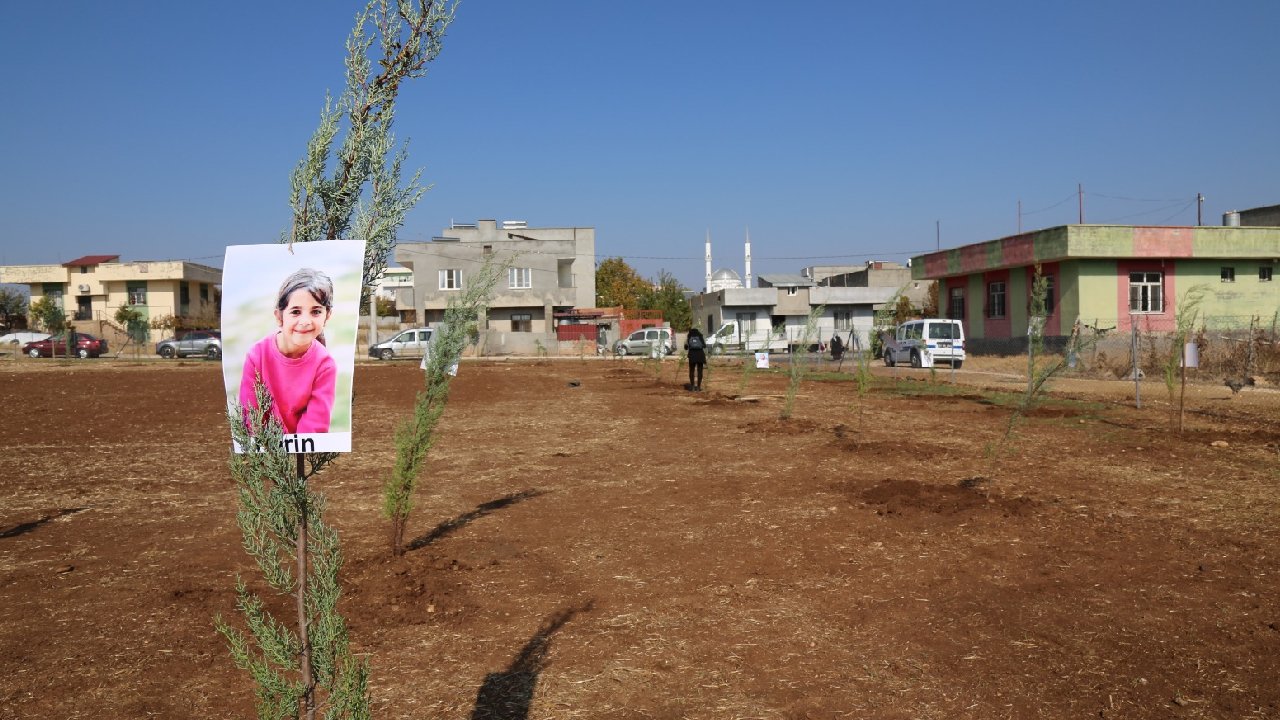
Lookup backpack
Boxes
[687,333,705,351]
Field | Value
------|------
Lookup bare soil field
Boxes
[1,355,1278,719]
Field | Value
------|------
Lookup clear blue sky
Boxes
[2,1,1277,291]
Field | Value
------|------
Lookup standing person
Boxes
[239,268,337,434]
[830,333,844,361]
[685,327,707,391]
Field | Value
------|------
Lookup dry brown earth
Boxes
[1,355,1277,719]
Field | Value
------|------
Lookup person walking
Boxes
[685,328,707,391]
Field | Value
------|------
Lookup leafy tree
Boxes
[114,305,150,356]
[893,294,916,324]
[29,296,66,334]
[922,281,940,317]
[218,2,459,718]
[0,287,27,329]
[643,270,692,331]
[595,257,651,310]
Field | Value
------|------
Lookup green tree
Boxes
[385,255,508,556]
[217,2,459,718]
[0,287,27,329]
[114,305,150,356]
[595,257,651,309]
[643,270,692,331]
[29,296,67,336]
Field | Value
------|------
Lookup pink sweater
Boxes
[239,334,337,434]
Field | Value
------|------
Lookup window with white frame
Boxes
[987,282,1006,318]
[1221,267,1235,283]
[735,312,757,334]
[511,312,532,332]
[127,281,147,305]
[509,267,532,289]
[1261,266,1273,282]
[834,310,852,330]
[439,269,461,290]
[1128,271,1163,313]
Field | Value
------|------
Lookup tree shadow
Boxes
[0,507,87,540]
[470,600,594,720]
[407,489,547,551]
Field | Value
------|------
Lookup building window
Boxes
[834,311,852,331]
[42,283,65,309]
[735,312,757,334]
[1221,267,1235,283]
[948,288,965,320]
[439,269,461,290]
[786,287,798,296]
[1128,272,1163,313]
[511,312,532,332]
[1261,266,1273,282]
[127,281,147,306]
[509,267,532,289]
[200,283,209,302]
[987,282,1006,318]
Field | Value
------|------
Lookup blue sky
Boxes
[2,1,1277,290]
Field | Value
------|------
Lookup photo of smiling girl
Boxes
[239,268,338,434]
[222,240,363,453]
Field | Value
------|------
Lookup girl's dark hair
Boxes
[688,327,703,337]
[276,268,334,311]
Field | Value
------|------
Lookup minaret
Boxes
[744,227,753,289]
[704,230,712,293]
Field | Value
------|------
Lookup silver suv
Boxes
[614,327,674,356]
[156,331,222,359]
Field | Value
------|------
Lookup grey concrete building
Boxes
[393,219,596,353]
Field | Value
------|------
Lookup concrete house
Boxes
[0,254,221,344]
[911,222,1280,352]
[394,219,596,354]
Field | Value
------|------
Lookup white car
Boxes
[369,327,436,360]
[0,331,51,349]
[883,319,965,369]
[614,327,675,356]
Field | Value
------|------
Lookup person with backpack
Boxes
[684,327,707,391]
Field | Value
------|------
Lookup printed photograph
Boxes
[220,240,365,453]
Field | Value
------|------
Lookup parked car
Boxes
[369,327,436,360]
[614,327,675,356]
[882,319,965,369]
[156,330,222,359]
[23,332,108,359]
[0,331,50,349]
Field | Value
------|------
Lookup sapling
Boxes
[218,2,459,717]
[1161,285,1206,433]
[782,306,823,419]
[385,255,508,557]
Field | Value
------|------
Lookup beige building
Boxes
[0,254,221,344]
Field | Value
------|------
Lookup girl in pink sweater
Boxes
[240,268,337,434]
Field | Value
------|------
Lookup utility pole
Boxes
[1017,199,1022,233]
[1078,183,1084,224]
[935,220,940,250]
[1197,193,1204,226]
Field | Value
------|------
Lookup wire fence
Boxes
[1074,314,1280,381]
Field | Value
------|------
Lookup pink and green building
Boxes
[912,225,1280,349]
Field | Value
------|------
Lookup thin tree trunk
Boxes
[295,454,315,720]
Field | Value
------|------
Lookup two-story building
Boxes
[0,254,222,345]
[394,219,596,354]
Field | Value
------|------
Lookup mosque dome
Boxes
[710,267,743,291]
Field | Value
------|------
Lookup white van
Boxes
[882,319,965,369]
[369,327,436,360]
